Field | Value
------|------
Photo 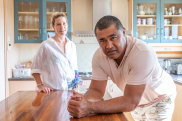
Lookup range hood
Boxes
[93,0,112,29]
[74,0,112,36]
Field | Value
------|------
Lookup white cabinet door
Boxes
[9,81,36,96]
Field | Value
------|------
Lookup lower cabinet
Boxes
[9,80,36,96]
[9,80,91,96]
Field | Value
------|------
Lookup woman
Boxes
[31,13,79,93]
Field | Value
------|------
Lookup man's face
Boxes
[96,24,126,60]
[53,17,68,36]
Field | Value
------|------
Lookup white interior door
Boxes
[0,0,6,101]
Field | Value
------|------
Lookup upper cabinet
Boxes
[133,0,182,43]
[14,0,71,43]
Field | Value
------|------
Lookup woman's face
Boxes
[53,16,68,37]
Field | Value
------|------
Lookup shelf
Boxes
[137,15,156,18]
[164,24,182,27]
[47,12,67,15]
[164,15,182,18]
[18,29,39,31]
[137,25,156,27]
[18,12,39,15]
[47,29,54,32]
[18,12,67,15]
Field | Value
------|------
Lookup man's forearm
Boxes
[84,88,104,102]
[89,96,137,114]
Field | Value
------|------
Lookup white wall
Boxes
[0,0,5,101]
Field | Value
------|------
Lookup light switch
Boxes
[7,36,12,50]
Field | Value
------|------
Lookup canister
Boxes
[137,18,141,25]
[147,18,153,25]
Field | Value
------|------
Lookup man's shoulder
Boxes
[126,37,156,61]
[131,38,155,55]
[92,48,108,64]
[93,48,106,59]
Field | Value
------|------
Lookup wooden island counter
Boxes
[0,91,127,121]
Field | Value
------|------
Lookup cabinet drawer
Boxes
[9,81,36,96]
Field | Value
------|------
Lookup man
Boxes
[68,16,176,121]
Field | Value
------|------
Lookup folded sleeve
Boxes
[31,45,46,74]
[126,50,156,85]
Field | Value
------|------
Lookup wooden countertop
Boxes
[0,91,127,121]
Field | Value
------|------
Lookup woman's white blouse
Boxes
[31,37,78,90]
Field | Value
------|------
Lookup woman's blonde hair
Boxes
[52,13,67,26]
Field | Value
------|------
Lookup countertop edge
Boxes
[8,77,34,81]
[8,74,182,85]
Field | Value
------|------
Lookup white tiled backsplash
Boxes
[73,36,99,72]
[73,36,98,44]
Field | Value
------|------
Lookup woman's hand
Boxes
[37,85,53,93]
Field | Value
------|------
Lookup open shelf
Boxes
[18,12,39,15]
[137,25,156,27]
[47,12,67,15]
[164,24,182,27]
[18,29,39,31]
[137,15,156,18]
[47,29,54,32]
[164,15,182,18]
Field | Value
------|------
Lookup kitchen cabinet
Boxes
[133,0,182,43]
[14,0,71,43]
[9,80,36,95]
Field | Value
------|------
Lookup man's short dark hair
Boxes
[94,15,124,36]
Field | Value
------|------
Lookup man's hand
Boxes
[37,85,53,93]
[67,91,94,118]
